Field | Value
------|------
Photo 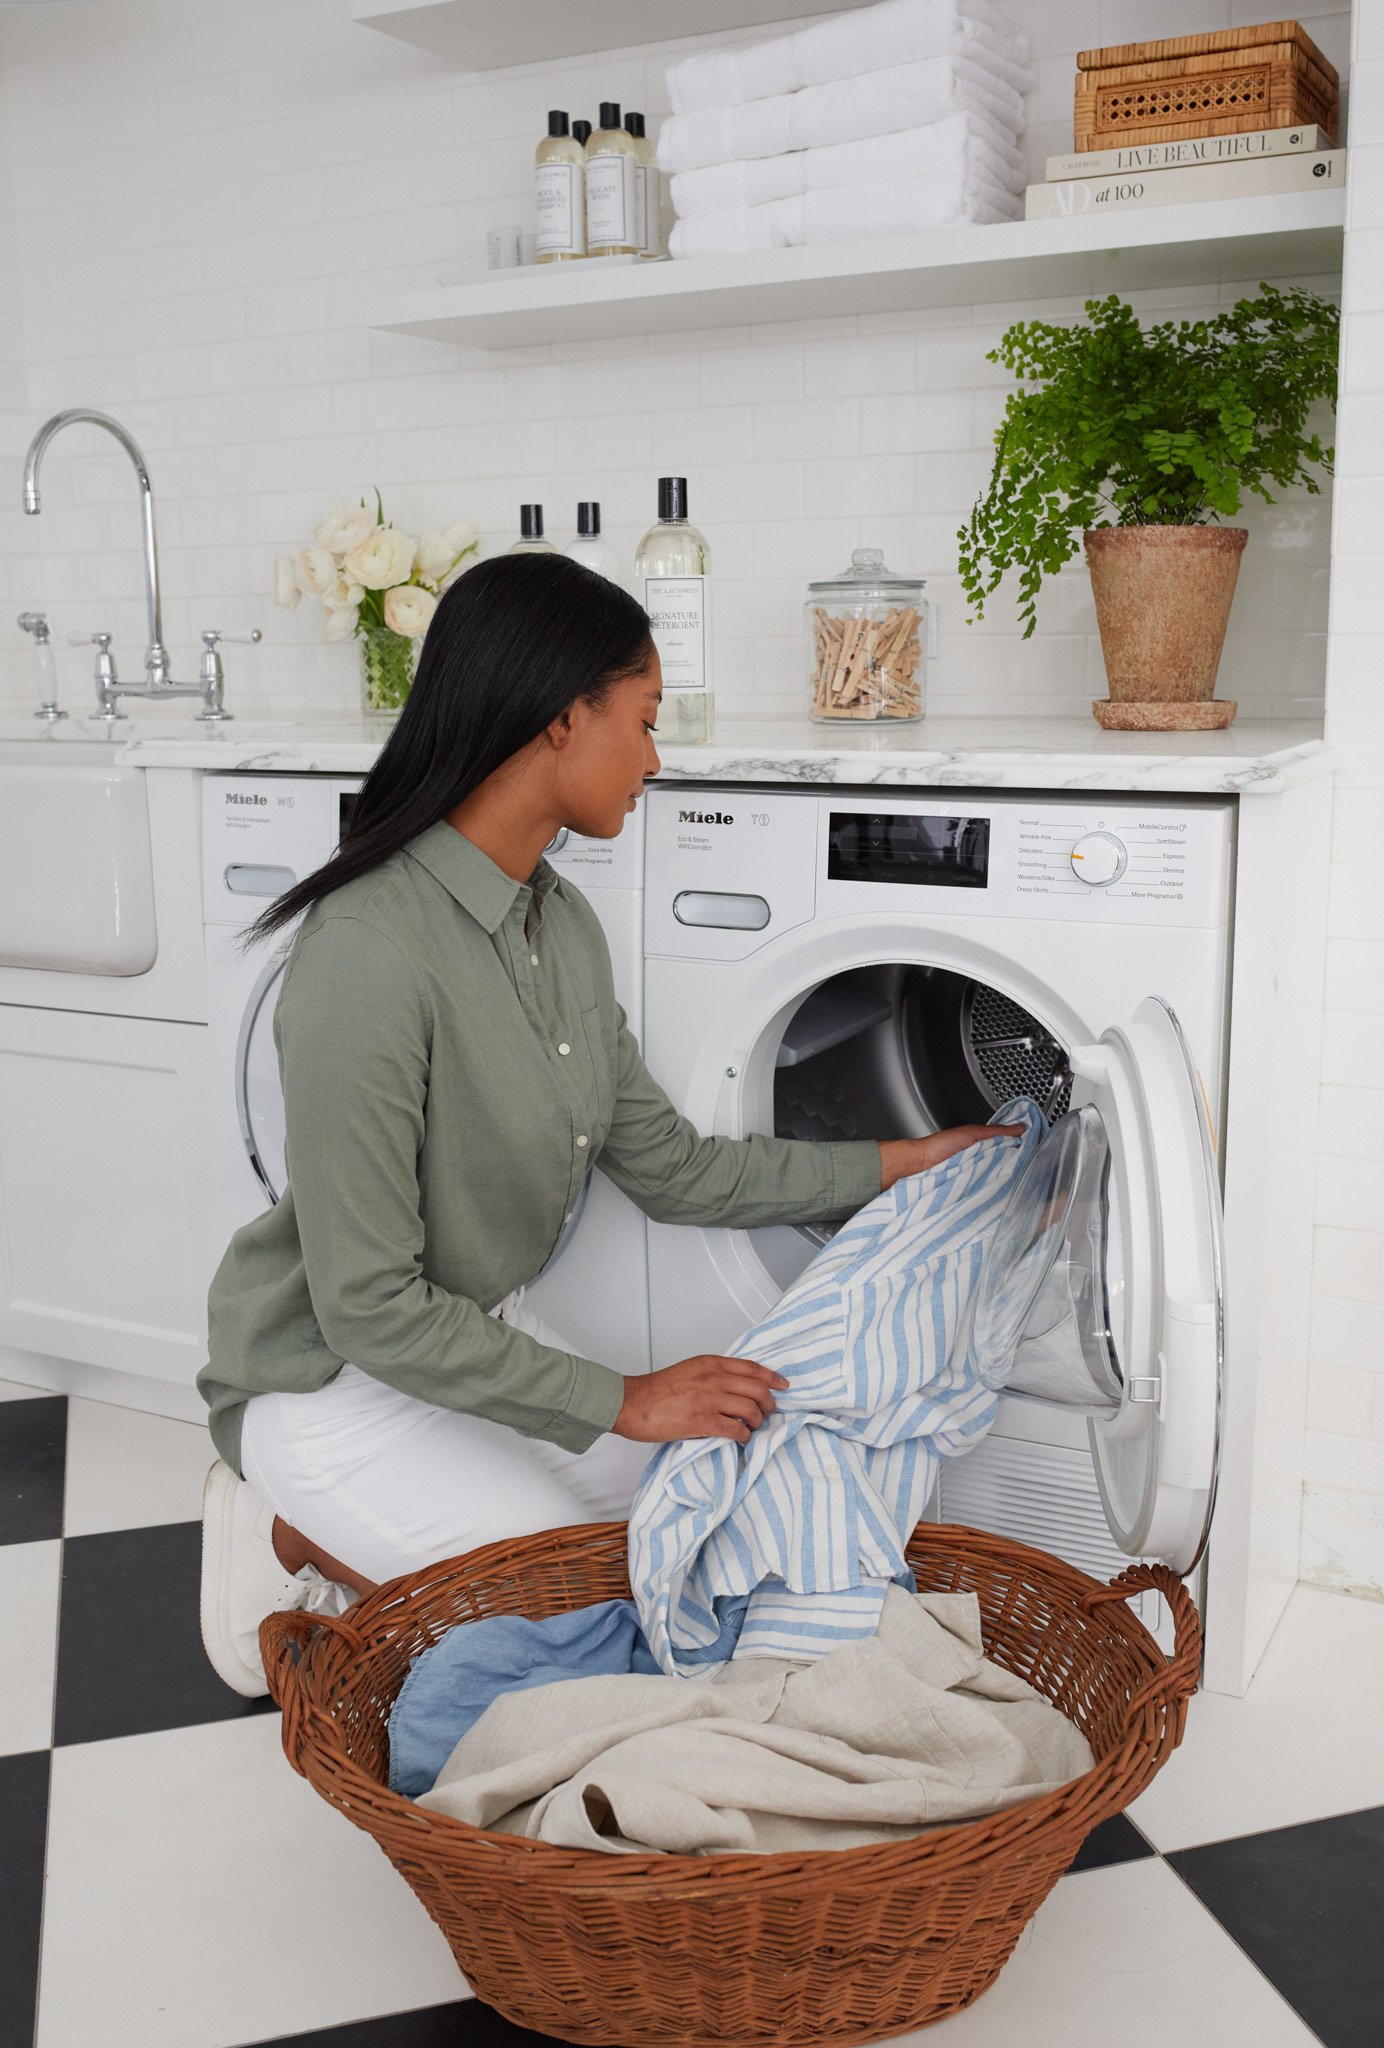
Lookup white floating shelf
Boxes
[371,188,1345,354]
[352,0,872,71]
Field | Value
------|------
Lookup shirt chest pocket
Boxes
[575,1002,615,1141]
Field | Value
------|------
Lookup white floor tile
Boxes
[883,1859,1316,2047]
[62,1396,213,1537]
[38,1715,467,2048]
[1130,1583,1384,1851]
[0,1539,59,1755]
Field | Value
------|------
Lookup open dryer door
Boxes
[968,997,1223,1578]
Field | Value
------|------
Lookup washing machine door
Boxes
[1000,996,1223,1576]
[235,948,289,1204]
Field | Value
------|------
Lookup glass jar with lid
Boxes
[806,548,927,723]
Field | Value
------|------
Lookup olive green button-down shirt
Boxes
[200,820,882,1478]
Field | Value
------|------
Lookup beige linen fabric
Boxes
[419,1585,1093,1856]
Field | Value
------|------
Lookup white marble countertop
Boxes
[0,712,1335,794]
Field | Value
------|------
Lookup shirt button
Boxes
[531,955,539,966]
[558,1043,570,1056]
[576,1134,588,1147]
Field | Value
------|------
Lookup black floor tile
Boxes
[55,1520,276,1746]
[252,2001,557,2044]
[0,1749,50,2048]
[1170,1805,1384,2048]
[0,1394,66,1545]
[1069,1810,1157,1871]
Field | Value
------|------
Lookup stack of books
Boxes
[1024,123,1343,220]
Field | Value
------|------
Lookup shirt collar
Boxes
[405,820,561,935]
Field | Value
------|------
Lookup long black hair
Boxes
[248,552,653,944]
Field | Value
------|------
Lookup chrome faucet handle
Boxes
[195,625,260,724]
[67,630,125,721]
[17,611,51,642]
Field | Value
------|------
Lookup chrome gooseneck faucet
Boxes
[22,408,259,724]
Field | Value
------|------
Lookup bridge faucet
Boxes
[22,408,258,723]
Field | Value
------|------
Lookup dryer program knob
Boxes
[1069,830,1127,887]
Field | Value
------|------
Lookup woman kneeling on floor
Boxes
[198,553,1011,1697]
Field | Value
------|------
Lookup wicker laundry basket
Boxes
[262,1522,1199,2047]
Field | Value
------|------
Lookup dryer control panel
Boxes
[646,788,1233,958]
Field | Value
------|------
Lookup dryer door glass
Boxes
[236,949,289,1204]
[968,1106,1122,1409]
[1059,997,1223,1576]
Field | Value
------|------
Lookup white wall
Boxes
[0,0,1346,727]
[1305,0,1384,1601]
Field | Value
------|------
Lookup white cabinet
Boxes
[0,1003,220,1386]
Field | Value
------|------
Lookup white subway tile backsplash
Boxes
[1307,1360,1378,1436]
[1314,1225,1383,1303]
[755,398,858,464]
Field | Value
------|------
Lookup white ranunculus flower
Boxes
[443,520,477,556]
[323,572,364,612]
[322,602,359,643]
[344,526,417,591]
[413,530,455,582]
[316,496,375,557]
[384,584,437,637]
[273,551,301,610]
[296,544,338,600]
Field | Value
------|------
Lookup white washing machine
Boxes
[643,785,1234,1638]
[200,776,651,1374]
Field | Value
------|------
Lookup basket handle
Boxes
[260,1607,366,1776]
[1079,1563,1202,1745]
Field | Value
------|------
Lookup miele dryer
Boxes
[200,779,652,1376]
[642,785,1235,1642]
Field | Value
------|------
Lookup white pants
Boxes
[239,1296,654,1585]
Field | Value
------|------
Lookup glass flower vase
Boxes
[360,625,415,714]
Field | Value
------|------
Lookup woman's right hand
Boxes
[613,1355,790,1444]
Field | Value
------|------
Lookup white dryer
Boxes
[642,785,1234,1640]
[200,776,651,1374]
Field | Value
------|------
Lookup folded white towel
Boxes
[670,114,1025,222]
[658,55,1025,174]
[668,171,1022,258]
[667,0,1033,114]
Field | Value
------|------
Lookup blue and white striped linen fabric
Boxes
[629,1099,1047,1674]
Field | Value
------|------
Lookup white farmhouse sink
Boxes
[0,740,157,974]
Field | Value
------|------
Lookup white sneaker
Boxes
[199,1461,354,1698]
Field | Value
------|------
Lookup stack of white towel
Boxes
[659,0,1032,259]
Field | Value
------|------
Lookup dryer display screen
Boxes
[828,813,990,889]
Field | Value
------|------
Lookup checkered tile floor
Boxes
[4,1381,1383,2048]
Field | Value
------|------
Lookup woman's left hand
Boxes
[879,1124,1025,1192]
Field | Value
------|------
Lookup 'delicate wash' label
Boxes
[642,576,706,691]
[586,152,637,246]
[536,163,580,255]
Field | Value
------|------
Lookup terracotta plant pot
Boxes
[1085,525,1246,731]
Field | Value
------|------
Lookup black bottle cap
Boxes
[599,101,621,130]
[572,119,591,146]
[520,503,544,539]
[577,501,601,536]
[657,477,688,522]
[547,110,569,137]
[625,111,645,137]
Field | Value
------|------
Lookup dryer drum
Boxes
[774,965,1072,1151]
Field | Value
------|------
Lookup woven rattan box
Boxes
[1074,20,1340,154]
[264,1521,1199,2047]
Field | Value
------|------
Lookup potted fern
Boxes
[957,286,1339,729]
